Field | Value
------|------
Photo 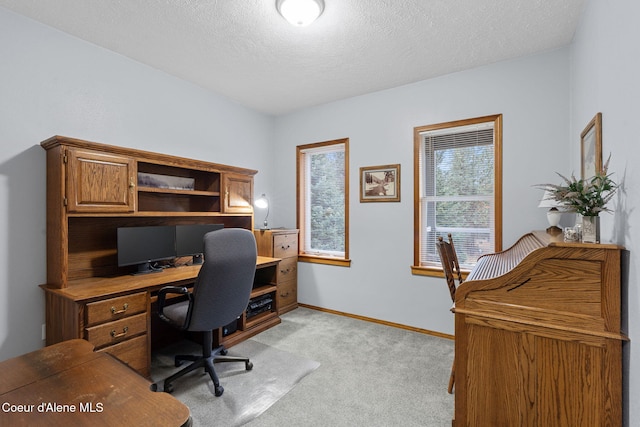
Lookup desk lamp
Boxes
[255,194,270,229]
[538,190,562,233]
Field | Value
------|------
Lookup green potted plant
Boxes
[537,156,618,243]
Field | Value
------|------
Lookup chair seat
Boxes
[163,300,189,326]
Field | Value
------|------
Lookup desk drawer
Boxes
[86,292,147,326]
[277,257,298,282]
[273,234,298,258]
[85,312,147,348]
[97,334,149,377]
[278,279,297,312]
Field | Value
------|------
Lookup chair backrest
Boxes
[436,234,464,303]
[187,228,257,331]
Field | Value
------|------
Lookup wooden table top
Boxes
[0,339,191,426]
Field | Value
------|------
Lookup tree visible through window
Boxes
[413,115,502,274]
[297,138,350,266]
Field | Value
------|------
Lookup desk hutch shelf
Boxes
[40,136,280,377]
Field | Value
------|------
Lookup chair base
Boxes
[153,332,252,397]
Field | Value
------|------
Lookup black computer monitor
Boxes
[117,225,176,274]
[175,224,224,264]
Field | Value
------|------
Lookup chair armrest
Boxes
[156,286,193,328]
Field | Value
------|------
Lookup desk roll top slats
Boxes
[465,233,544,281]
[40,136,283,378]
[454,230,627,427]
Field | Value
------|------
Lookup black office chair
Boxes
[154,228,257,396]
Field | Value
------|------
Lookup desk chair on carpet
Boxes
[154,228,257,396]
[436,233,464,394]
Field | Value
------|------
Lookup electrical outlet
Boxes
[42,324,46,341]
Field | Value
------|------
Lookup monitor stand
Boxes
[132,262,164,275]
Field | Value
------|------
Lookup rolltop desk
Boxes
[453,230,627,426]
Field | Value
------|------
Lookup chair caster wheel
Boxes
[174,358,184,368]
[220,348,228,356]
[246,361,253,370]
[150,383,158,392]
[215,385,224,397]
[164,383,174,393]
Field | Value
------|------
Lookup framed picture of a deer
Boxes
[360,164,400,202]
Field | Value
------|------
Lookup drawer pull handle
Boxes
[281,244,290,250]
[280,292,289,297]
[110,326,129,338]
[111,303,129,315]
[280,268,290,274]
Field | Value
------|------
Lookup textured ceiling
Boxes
[0,0,586,115]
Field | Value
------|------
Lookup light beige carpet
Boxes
[151,339,320,427]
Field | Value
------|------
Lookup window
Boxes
[297,138,350,266]
[412,115,502,275]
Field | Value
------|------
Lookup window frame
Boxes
[412,114,503,277]
[296,138,351,267]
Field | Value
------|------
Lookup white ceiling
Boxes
[1,0,585,116]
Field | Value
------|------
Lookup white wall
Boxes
[272,49,571,333]
[570,0,639,423]
[0,6,275,360]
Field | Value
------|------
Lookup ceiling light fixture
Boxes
[276,0,324,27]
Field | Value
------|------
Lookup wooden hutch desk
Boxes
[40,136,283,378]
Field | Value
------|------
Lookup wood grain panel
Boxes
[536,335,603,426]
[67,148,135,213]
[465,324,525,425]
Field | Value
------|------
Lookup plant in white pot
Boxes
[537,157,618,243]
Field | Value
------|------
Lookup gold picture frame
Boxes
[580,112,602,180]
[359,164,400,202]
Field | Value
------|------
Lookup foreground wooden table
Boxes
[0,339,191,426]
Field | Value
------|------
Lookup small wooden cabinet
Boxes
[254,229,299,314]
[66,148,136,213]
[222,172,254,213]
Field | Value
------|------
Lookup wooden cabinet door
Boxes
[461,320,619,426]
[66,148,136,213]
[222,173,253,213]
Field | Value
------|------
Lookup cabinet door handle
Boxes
[129,177,135,189]
[110,326,129,338]
[111,303,129,315]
